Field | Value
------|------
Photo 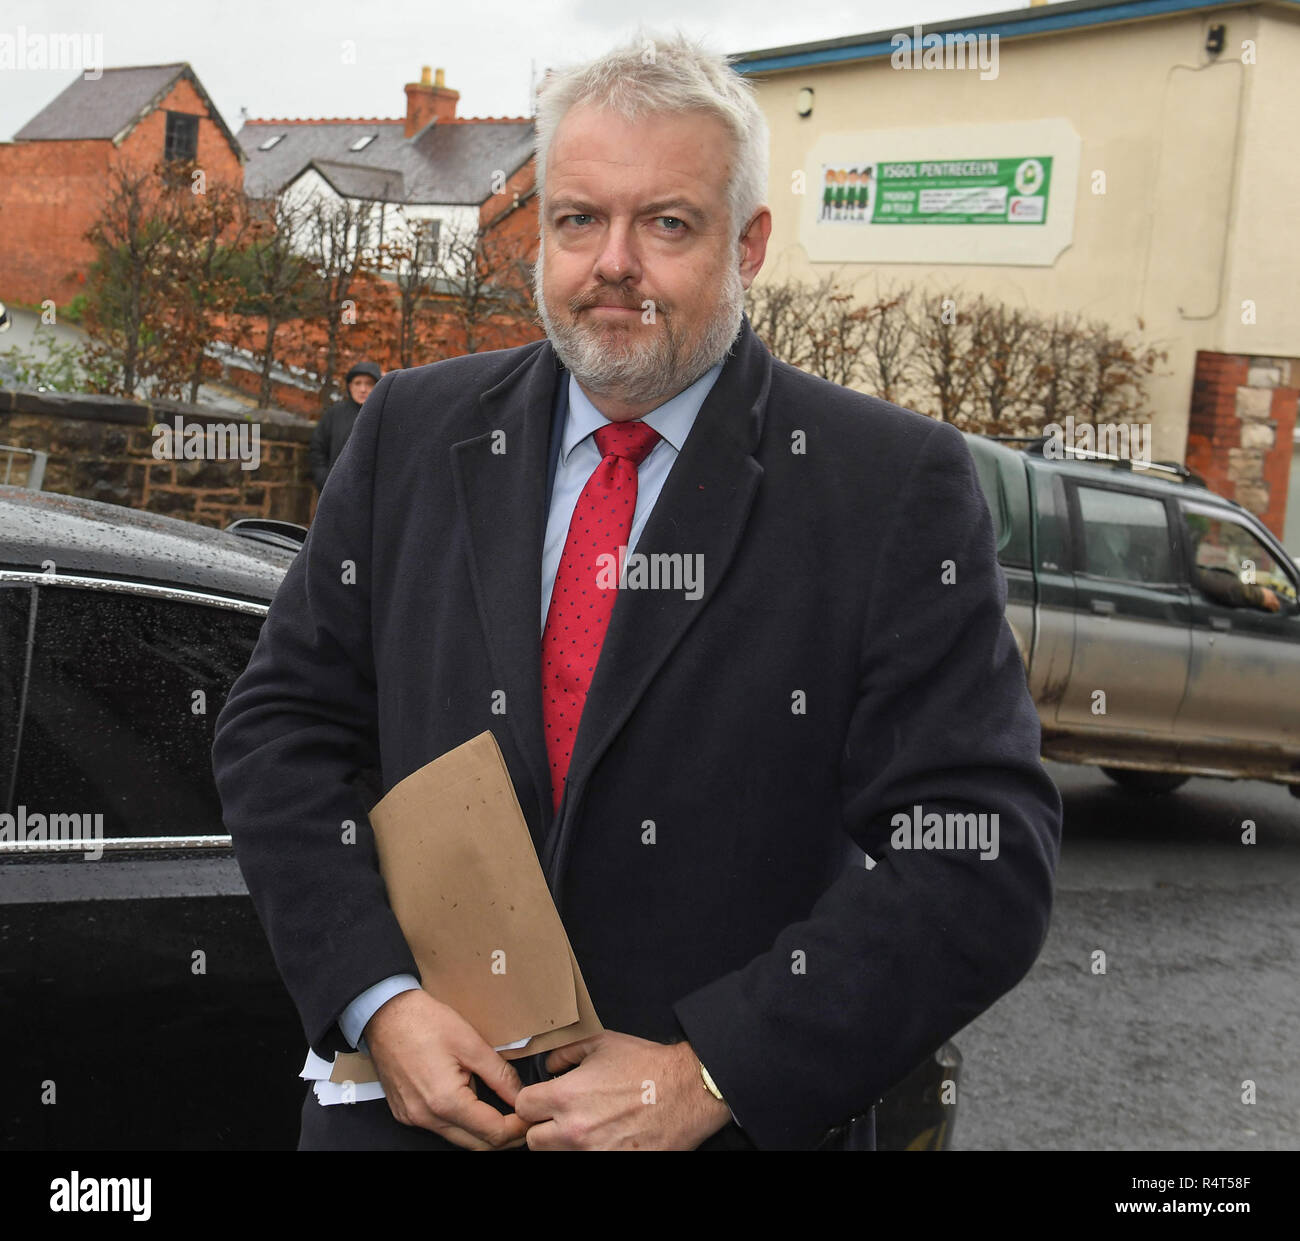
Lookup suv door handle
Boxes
[1090,599,1116,616]
[1210,615,1231,632]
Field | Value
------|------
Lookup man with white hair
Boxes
[213,32,1060,1151]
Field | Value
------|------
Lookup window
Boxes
[1183,509,1298,607]
[412,217,440,267]
[349,134,376,151]
[10,586,264,837]
[969,447,1031,568]
[164,111,199,162]
[1076,486,1174,583]
[0,584,34,810]
[257,133,285,151]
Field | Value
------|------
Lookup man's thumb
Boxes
[544,1035,601,1077]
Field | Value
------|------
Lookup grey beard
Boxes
[534,260,744,406]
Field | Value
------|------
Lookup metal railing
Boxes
[0,444,47,490]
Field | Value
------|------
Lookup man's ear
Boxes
[738,207,772,290]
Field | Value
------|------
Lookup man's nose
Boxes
[591,219,642,285]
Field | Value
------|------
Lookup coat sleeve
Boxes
[672,418,1063,1150]
[212,371,419,1058]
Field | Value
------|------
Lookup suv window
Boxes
[1182,507,1299,609]
[1075,485,1174,583]
[10,585,263,837]
[970,448,1032,568]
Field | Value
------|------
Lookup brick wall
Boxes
[1186,351,1299,538]
[0,76,244,309]
[0,388,317,528]
[0,139,112,307]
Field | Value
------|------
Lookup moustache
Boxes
[568,290,668,317]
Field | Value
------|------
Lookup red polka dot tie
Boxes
[542,419,662,813]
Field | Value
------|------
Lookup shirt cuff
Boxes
[338,974,422,1052]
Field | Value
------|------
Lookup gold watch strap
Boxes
[698,1059,725,1103]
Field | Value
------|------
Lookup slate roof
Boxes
[238,117,535,206]
[12,62,243,160]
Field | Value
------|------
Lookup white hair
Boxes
[533,30,770,239]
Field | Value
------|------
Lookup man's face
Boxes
[348,375,375,404]
[536,104,769,418]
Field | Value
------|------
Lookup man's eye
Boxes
[562,214,593,227]
[657,216,686,231]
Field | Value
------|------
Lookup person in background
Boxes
[309,361,382,492]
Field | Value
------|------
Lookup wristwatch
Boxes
[698,1059,726,1104]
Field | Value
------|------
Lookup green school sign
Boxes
[819,157,1052,226]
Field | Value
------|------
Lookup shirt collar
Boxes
[561,363,723,464]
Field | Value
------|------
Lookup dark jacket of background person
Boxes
[211,319,1062,1151]
[309,362,382,492]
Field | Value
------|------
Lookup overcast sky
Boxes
[2,0,1039,139]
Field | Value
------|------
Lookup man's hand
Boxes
[362,988,527,1150]
[513,1031,733,1150]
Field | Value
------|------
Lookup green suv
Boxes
[965,433,1300,795]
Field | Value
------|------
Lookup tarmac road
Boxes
[953,761,1300,1151]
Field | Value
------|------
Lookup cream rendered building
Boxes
[734,0,1300,544]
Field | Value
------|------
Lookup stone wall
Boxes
[0,388,317,528]
[1186,352,1298,539]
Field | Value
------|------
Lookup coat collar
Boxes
[451,317,772,884]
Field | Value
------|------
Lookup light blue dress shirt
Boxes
[338,362,723,1053]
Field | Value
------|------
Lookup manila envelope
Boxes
[330,730,601,1085]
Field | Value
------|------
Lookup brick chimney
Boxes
[405,65,459,136]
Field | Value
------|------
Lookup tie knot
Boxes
[594,419,660,467]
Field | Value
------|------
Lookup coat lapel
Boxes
[543,318,772,883]
[450,340,561,842]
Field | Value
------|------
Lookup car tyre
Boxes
[1101,767,1189,795]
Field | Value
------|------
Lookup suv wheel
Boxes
[1101,767,1189,795]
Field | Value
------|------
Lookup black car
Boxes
[0,486,955,1150]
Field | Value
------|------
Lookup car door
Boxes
[1172,502,1300,755]
[0,574,302,1151]
[1056,481,1192,737]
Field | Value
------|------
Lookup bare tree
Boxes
[387,214,441,369]
[746,276,816,373]
[152,159,249,404]
[299,193,380,407]
[965,295,1039,434]
[1072,317,1166,428]
[858,282,917,407]
[908,290,977,424]
[81,157,181,396]
[431,221,535,355]
[241,189,313,408]
[802,272,874,388]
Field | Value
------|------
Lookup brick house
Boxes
[0,63,245,308]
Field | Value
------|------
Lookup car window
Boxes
[1182,509,1299,608]
[966,444,1031,568]
[1075,485,1174,583]
[0,584,34,807]
[10,585,264,838]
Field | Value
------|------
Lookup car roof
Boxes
[0,486,294,604]
[962,433,1246,511]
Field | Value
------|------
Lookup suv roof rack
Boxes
[987,434,1208,488]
